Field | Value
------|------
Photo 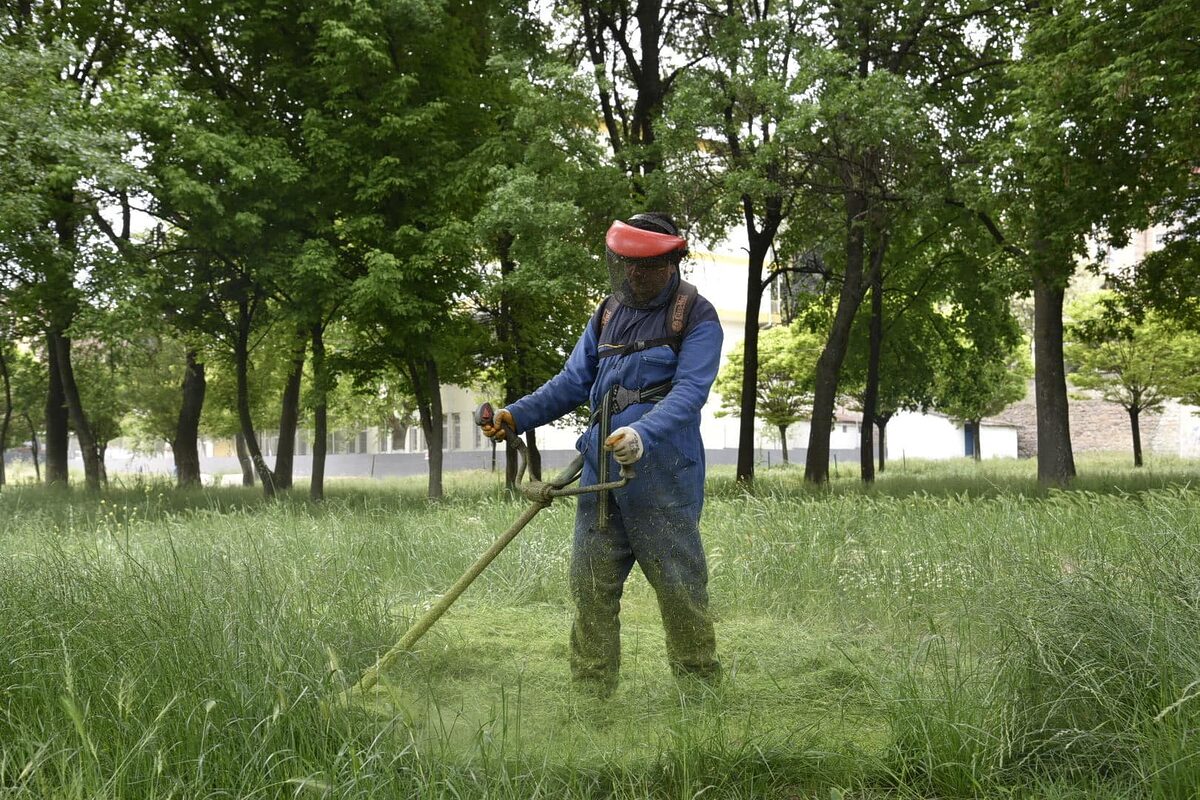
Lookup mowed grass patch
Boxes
[1,457,1199,797]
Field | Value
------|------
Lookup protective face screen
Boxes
[604,220,686,308]
[606,252,676,307]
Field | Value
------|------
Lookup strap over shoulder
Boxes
[668,280,698,334]
[593,280,700,360]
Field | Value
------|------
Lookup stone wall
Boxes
[991,382,1191,460]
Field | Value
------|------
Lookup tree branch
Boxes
[945,198,1028,258]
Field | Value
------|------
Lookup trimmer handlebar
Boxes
[472,402,633,501]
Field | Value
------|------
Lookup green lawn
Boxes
[2,457,1199,798]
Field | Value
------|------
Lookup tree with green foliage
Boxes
[663,0,1020,485]
[129,2,312,497]
[0,344,46,485]
[936,345,1029,461]
[714,325,822,465]
[308,0,528,499]
[790,0,1022,487]
[976,0,1198,485]
[0,17,140,489]
[839,299,941,476]
[197,343,295,488]
[561,0,703,189]
[928,240,1029,462]
[469,58,622,487]
[113,332,212,487]
[663,0,829,484]
[1065,295,1196,467]
[1122,190,1200,343]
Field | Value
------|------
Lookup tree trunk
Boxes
[736,239,773,484]
[778,424,789,464]
[1031,264,1076,486]
[425,358,444,500]
[860,254,885,484]
[51,330,105,490]
[497,233,529,491]
[310,324,327,502]
[1129,406,1143,467]
[172,350,206,488]
[972,419,982,461]
[0,344,11,487]
[525,429,542,481]
[504,440,518,493]
[504,384,520,492]
[25,414,40,482]
[235,433,255,486]
[633,0,665,179]
[876,414,891,472]
[407,357,444,500]
[806,193,870,484]
[273,333,306,490]
[44,333,69,486]
[234,298,275,497]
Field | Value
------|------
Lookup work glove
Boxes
[604,426,644,465]
[481,408,517,442]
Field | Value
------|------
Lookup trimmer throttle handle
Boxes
[474,401,521,445]
[474,402,494,429]
[475,402,526,484]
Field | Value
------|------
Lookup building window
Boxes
[359,430,368,453]
[473,421,482,449]
[451,413,462,450]
[441,414,449,449]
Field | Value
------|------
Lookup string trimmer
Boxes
[336,403,634,703]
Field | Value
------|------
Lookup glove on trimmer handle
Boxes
[474,402,522,447]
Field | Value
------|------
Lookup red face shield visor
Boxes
[605,220,687,258]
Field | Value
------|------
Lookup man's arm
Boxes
[505,320,599,433]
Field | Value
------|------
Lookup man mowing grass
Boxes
[483,212,723,698]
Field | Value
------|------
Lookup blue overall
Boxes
[507,274,723,689]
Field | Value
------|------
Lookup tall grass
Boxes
[883,489,1200,799]
[1,457,1199,797]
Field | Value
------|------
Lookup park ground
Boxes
[2,456,1200,798]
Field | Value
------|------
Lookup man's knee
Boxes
[569,552,627,608]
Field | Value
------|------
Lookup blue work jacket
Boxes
[507,276,723,511]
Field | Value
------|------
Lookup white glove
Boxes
[604,426,644,465]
